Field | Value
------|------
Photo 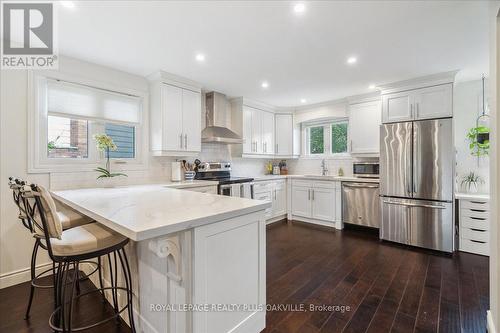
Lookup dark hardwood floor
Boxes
[0,221,489,333]
[263,221,489,333]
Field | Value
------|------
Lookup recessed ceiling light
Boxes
[60,1,76,9]
[261,81,269,89]
[369,84,376,89]
[195,53,205,62]
[347,56,357,65]
[293,3,306,14]
[300,98,307,104]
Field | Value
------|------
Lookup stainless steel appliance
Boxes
[201,92,244,144]
[353,162,379,178]
[380,118,454,252]
[342,182,380,228]
[194,162,254,198]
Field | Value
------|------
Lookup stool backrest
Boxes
[19,184,63,258]
[8,177,36,233]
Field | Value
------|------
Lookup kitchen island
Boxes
[52,184,270,333]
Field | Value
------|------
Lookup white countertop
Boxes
[455,192,490,201]
[249,174,379,183]
[52,184,270,241]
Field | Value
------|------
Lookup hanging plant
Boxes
[467,126,490,156]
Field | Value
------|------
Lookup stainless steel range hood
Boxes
[202,91,243,144]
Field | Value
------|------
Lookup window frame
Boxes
[302,118,351,159]
[28,71,149,173]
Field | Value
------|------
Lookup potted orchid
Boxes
[94,134,127,184]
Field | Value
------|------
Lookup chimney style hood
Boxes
[202,91,243,144]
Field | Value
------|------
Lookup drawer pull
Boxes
[470,240,486,244]
[470,217,486,221]
[470,201,487,204]
[471,228,487,232]
[470,209,487,212]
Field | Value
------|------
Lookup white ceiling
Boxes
[57,0,490,107]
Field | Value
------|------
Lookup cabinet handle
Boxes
[308,189,311,200]
[312,189,314,201]
[350,140,353,152]
[180,134,183,149]
[276,143,278,153]
[416,103,419,118]
[410,104,413,118]
[184,134,188,150]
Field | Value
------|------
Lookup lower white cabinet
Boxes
[291,180,338,223]
[458,197,490,256]
[254,179,287,221]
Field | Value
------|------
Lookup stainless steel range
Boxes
[194,162,254,198]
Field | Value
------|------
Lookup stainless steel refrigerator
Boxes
[379,118,454,252]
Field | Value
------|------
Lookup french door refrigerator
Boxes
[379,118,454,252]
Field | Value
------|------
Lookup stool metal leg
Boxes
[97,256,105,303]
[67,262,79,333]
[118,248,136,333]
[25,238,40,319]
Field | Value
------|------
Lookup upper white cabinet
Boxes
[348,99,381,155]
[231,98,297,158]
[275,113,294,156]
[382,83,452,123]
[382,91,413,123]
[149,71,202,156]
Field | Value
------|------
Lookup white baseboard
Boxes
[266,214,287,225]
[488,310,497,333]
[291,216,337,229]
[0,261,53,289]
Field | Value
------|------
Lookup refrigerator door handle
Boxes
[405,123,413,197]
[382,200,446,210]
[413,124,418,195]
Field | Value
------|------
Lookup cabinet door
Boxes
[251,108,263,154]
[382,91,413,123]
[380,198,409,245]
[291,186,311,218]
[161,84,183,151]
[275,114,293,156]
[254,191,273,220]
[349,100,382,154]
[182,89,201,152]
[311,187,335,221]
[272,182,287,217]
[242,106,253,154]
[414,84,452,120]
[261,111,275,155]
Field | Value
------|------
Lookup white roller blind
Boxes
[47,80,142,124]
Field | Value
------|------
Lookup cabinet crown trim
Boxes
[379,70,458,95]
[147,70,202,92]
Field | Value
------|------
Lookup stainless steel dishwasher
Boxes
[342,182,380,228]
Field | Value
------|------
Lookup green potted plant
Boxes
[466,126,490,156]
[460,171,484,193]
[94,134,127,186]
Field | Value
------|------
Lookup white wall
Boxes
[454,79,490,193]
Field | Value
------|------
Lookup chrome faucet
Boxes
[321,159,328,176]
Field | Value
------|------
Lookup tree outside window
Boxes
[309,126,324,154]
[332,122,348,153]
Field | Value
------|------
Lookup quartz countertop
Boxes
[247,174,379,183]
[455,192,490,201]
[52,184,270,241]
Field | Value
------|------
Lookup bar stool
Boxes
[20,183,136,333]
[9,177,100,320]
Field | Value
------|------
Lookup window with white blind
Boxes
[29,73,147,172]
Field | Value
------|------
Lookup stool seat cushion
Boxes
[51,223,127,257]
[55,203,94,230]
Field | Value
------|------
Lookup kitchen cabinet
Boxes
[291,180,336,222]
[150,80,202,156]
[242,106,275,155]
[275,113,293,156]
[231,98,297,158]
[382,83,452,123]
[458,197,490,256]
[254,179,287,221]
[348,100,381,155]
[261,111,275,154]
